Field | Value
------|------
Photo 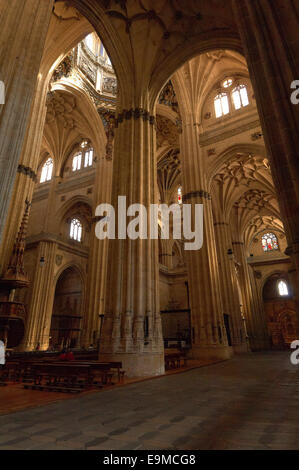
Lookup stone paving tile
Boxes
[141,439,175,450]
[88,438,135,450]
[1,438,40,450]
[30,441,79,450]
[81,425,108,436]
[0,432,27,445]
[56,431,83,442]
[105,426,156,442]
[1,352,299,450]
[117,441,143,450]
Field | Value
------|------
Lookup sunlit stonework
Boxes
[0,0,298,452]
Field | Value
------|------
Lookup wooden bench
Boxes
[69,360,125,384]
[69,361,118,385]
[23,363,94,393]
[165,350,187,370]
[0,361,20,382]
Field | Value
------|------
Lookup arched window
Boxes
[85,34,96,54]
[72,152,82,171]
[262,233,279,252]
[278,280,288,296]
[178,186,182,205]
[84,148,93,168]
[72,141,93,171]
[223,78,233,88]
[232,84,249,110]
[214,93,229,118]
[70,218,82,242]
[40,158,53,183]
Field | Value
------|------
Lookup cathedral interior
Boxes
[0,0,298,452]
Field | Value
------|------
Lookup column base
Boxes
[189,344,233,361]
[249,336,271,351]
[99,352,165,377]
[233,342,251,354]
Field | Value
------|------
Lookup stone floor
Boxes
[0,351,298,450]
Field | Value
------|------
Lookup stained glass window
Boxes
[178,187,182,205]
[214,93,229,118]
[40,158,53,183]
[70,218,82,242]
[223,78,233,88]
[262,233,279,252]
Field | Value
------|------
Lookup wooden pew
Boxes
[0,361,20,382]
[23,363,94,393]
[66,361,120,385]
[165,349,187,370]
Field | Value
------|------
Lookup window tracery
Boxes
[262,233,279,252]
[40,158,53,183]
[278,280,288,296]
[70,218,82,242]
[213,78,250,118]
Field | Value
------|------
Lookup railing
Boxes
[160,309,191,348]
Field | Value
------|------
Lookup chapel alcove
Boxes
[49,266,83,350]
[263,274,296,349]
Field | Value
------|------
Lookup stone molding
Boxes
[182,190,211,202]
[26,232,88,257]
[214,221,229,226]
[199,118,260,147]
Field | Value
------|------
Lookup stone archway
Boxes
[50,266,84,350]
[263,273,296,350]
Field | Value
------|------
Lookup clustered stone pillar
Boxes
[99,105,164,377]
[81,156,113,348]
[232,239,269,350]
[213,219,247,353]
[233,0,299,332]
[159,239,173,269]
[180,118,232,360]
[22,241,57,350]
[0,0,54,242]
[0,76,49,276]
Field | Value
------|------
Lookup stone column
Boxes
[81,155,113,348]
[160,239,173,269]
[180,119,232,360]
[213,220,247,353]
[232,240,269,351]
[0,77,49,275]
[232,0,299,329]
[22,240,57,350]
[0,0,53,241]
[99,106,164,377]
[248,264,270,349]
